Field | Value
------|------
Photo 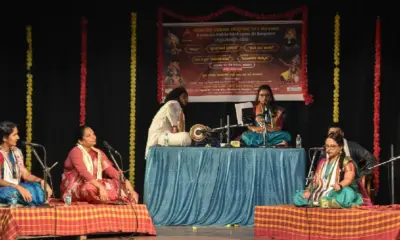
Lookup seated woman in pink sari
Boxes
[60,125,138,204]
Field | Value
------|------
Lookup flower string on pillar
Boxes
[129,12,137,186]
[80,17,88,126]
[373,17,381,193]
[333,13,340,123]
[25,25,33,171]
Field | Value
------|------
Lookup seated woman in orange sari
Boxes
[241,85,291,147]
[60,125,138,204]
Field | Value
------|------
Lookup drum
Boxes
[189,124,210,142]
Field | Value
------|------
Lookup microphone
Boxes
[195,129,211,135]
[103,141,119,154]
[21,141,43,147]
[309,146,325,150]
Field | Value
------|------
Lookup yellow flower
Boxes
[25,25,34,171]
[129,12,137,187]
[333,13,340,123]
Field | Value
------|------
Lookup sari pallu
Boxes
[294,156,364,208]
[0,147,45,206]
[61,145,138,204]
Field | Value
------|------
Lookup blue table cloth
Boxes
[144,146,306,226]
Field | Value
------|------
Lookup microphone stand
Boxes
[368,152,399,204]
[306,171,315,207]
[106,148,126,205]
[225,115,232,147]
[368,155,400,168]
[259,105,270,148]
[304,148,323,207]
[306,149,320,186]
[219,118,223,146]
[30,145,58,207]
[260,116,267,148]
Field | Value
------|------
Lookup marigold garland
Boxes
[373,17,381,193]
[80,17,88,126]
[333,13,340,123]
[129,12,137,187]
[25,25,33,171]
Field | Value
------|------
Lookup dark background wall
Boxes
[1,1,398,205]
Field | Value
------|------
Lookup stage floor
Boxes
[88,226,266,240]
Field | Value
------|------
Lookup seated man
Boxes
[145,87,192,159]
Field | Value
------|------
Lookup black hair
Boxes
[0,121,17,142]
[327,131,346,180]
[327,131,344,147]
[328,122,343,131]
[164,87,188,105]
[76,125,91,141]
[254,84,278,115]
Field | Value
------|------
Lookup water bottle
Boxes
[10,191,18,208]
[64,189,72,207]
[164,132,169,146]
[296,134,302,148]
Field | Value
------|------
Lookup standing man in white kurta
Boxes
[145,87,192,159]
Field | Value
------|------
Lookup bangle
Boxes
[338,183,343,190]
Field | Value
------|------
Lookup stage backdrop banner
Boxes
[160,20,305,102]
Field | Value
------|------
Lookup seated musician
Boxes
[0,121,52,206]
[61,125,138,204]
[293,132,364,208]
[145,87,192,158]
[241,84,291,147]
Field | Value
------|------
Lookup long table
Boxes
[144,146,306,226]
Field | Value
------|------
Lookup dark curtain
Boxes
[0,2,398,204]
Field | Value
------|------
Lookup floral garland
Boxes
[80,17,88,126]
[301,6,313,104]
[373,17,381,193]
[129,12,137,186]
[333,13,340,123]
[25,25,33,171]
[157,5,313,104]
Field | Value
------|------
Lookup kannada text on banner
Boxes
[161,21,304,102]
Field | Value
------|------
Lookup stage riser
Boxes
[254,205,400,240]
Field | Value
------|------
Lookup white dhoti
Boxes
[145,100,192,159]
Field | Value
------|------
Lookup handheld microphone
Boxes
[103,141,119,154]
[21,141,43,147]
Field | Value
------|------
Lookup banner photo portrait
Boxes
[159,21,305,102]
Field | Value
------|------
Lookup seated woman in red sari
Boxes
[60,125,138,204]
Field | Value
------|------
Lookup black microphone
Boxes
[195,129,210,135]
[103,141,119,154]
[21,141,43,147]
[309,146,325,150]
